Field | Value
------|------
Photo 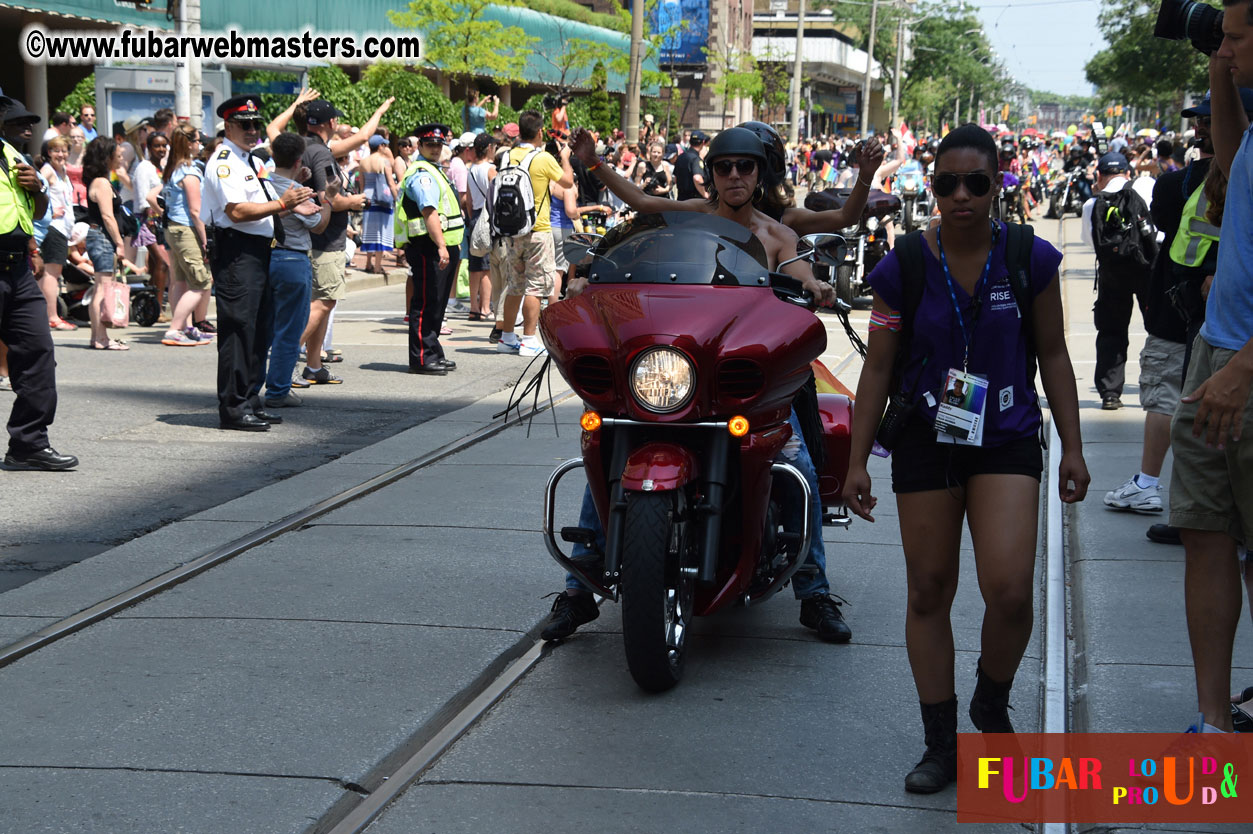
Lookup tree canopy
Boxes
[1083,0,1207,116]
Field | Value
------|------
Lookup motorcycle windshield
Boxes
[586,212,770,286]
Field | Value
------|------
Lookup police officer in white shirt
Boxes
[200,94,315,431]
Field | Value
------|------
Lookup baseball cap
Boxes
[689,129,709,143]
[453,131,476,151]
[1097,151,1129,174]
[1182,88,1253,117]
[2,100,40,126]
[305,100,345,126]
[368,134,388,150]
[502,122,520,138]
[644,113,654,123]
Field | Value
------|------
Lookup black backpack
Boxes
[1091,182,1157,270]
[490,149,540,237]
[893,224,1039,391]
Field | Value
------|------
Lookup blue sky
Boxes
[963,0,1103,97]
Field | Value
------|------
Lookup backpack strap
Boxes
[1004,222,1038,390]
[890,229,927,392]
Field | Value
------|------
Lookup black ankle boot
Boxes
[905,696,958,794]
[969,658,1015,733]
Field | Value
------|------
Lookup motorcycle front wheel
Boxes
[901,197,917,233]
[620,490,694,693]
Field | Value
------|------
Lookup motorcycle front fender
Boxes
[620,442,700,492]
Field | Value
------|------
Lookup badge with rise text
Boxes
[935,368,988,446]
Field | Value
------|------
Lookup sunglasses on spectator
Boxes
[711,158,757,176]
[932,171,992,198]
[236,120,264,131]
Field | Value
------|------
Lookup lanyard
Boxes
[936,220,997,372]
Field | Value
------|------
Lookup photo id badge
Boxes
[934,369,988,447]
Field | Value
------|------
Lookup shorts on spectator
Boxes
[84,227,115,274]
[1138,334,1186,415]
[1169,335,1253,544]
[890,416,1043,494]
[165,223,212,290]
[504,231,556,298]
[552,225,573,272]
[312,249,347,301]
[40,226,68,267]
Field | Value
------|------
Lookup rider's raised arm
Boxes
[783,138,884,235]
[570,128,705,216]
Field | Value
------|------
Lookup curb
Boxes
[343,265,409,295]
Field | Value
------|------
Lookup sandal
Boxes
[92,339,129,351]
[50,319,78,331]
[321,352,344,364]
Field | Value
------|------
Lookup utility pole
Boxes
[860,0,879,136]
[890,12,905,135]
[626,0,645,145]
[175,0,190,122]
[788,0,806,144]
[187,0,203,129]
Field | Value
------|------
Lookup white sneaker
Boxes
[497,337,521,354]
[519,339,548,358]
[1103,477,1163,513]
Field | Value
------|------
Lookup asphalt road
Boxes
[0,280,532,592]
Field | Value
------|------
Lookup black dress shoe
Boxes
[2,447,79,471]
[1147,523,1182,545]
[220,414,271,432]
[1101,394,1123,410]
[437,358,457,371]
[252,410,283,424]
[409,363,448,376]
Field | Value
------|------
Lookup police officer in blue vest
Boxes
[0,89,76,471]
[400,123,464,375]
[200,94,315,431]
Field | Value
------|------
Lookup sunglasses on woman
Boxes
[932,171,992,198]
[711,158,757,177]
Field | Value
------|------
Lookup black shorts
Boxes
[40,226,68,266]
[890,416,1044,494]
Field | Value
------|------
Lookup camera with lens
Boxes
[543,90,572,110]
[1154,0,1225,55]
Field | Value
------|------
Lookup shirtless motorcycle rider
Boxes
[540,126,865,645]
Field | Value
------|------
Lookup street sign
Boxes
[232,81,302,95]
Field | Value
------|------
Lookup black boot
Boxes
[904,696,958,794]
[969,658,1016,733]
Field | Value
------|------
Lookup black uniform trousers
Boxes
[1093,264,1147,399]
[0,252,58,455]
[406,235,460,371]
[210,229,272,422]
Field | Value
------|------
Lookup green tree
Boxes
[587,63,617,134]
[359,64,464,135]
[898,9,1003,128]
[1084,0,1207,114]
[55,74,96,117]
[703,45,761,128]
[389,0,537,84]
[753,41,795,126]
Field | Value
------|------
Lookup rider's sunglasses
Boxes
[711,158,757,177]
[932,171,992,198]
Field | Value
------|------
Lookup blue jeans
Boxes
[566,408,830,598]
[260,249,312,400]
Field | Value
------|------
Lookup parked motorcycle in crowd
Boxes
[1046,168,1088,219]
[541,212,855,692]
[804,187,901,307]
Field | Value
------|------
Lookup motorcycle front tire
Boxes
[835,264,856,308]
[902,198,916,233]
[620,490,694,693]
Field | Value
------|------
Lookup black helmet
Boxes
[736,120,786,179]
[706,127,768,171]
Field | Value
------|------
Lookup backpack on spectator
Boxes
[490,149,540,237]
[1091,182,1157,270]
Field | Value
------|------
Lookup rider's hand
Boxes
[566,276,589,298]
[570,128,598,168]
[855,138,885,172]
[842,466,877,522]
[801,275,837,308]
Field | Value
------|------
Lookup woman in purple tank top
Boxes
[843,124,1091,796]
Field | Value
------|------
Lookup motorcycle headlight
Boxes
[866,216,880,232]
[630,347,695,413]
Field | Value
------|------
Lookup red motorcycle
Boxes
[541,212,856,691]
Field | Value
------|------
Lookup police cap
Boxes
[416,123,453,144]
[217,94,264,122]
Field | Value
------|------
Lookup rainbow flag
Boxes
[819,161,832,182]
[811,358,854,398]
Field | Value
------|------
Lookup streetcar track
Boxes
[0,391,576,669]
